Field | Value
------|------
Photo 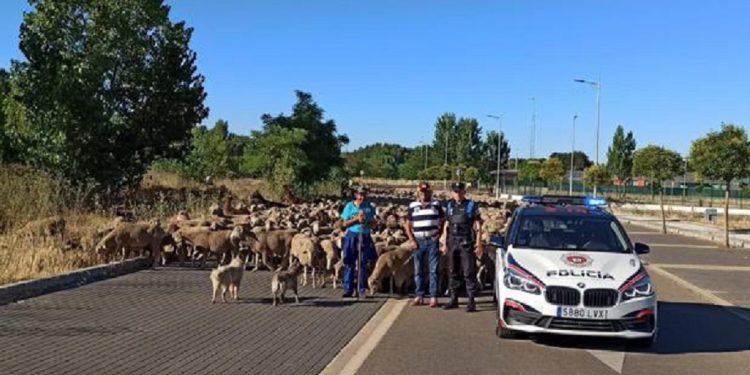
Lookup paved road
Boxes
[0,268,384,375]
[356,222,750,375]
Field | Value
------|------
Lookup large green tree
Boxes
[344,143,411,179]
[259,91,348,187]
[482,130,511,185]
[242,127,308,195]
[0,69,10,162]
[518,160,542,184]
[6,0,208,186]
[633,145,683,234]
[583,164,611,193]
[433,113,457,166]
[182,120,232,181]
[454,117,482,167]
[607,125,637,192]
[540,158,566,189]
[690,124,750,246]
[549,151,592,171]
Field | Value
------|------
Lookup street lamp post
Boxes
[574,77,602,196]
[487,114,503,200]
[570,114,578,196]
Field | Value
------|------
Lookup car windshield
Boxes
[512,215,631,253]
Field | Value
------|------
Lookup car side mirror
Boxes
[634,242,650,255]
[490,234,505,248]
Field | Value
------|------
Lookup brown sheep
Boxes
[367,248,414,296]
[176,226,246,267]
[244,229,297,271]
[95,220,166,267]
[18,216,66,240]
[290,233,327,288]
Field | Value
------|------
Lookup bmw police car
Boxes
[493,196,656,346]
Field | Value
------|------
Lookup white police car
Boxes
[492,196,656,346]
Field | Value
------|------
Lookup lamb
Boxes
[210,256,246,303]
[290,233,327,288]
[271,260,303,306]
[367,248,414,296]
[95,220,166,267]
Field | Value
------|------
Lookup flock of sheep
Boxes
[90,190,518,304]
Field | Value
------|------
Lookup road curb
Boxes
[619,215,749,249]
[0,257,150,306]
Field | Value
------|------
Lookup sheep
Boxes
[367,248,414,296]
[175,225,246,267]
[95,220,166,267]
[210,256,246,303]
[290,233,327,288]
[243,229,297,271]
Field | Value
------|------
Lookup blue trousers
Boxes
[342,231,377,294]
[414,238,440,298]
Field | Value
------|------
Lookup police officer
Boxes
[441,182,483,312]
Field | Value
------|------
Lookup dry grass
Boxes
[614,207,750,231]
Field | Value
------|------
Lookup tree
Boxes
[182,120,232,181]
[633,145,683,234]
[259,91,348,187]
[540,158,566,189]
[418,165,453,181]
[6,0,208,186]
[454,117,482,167]
[518,161,542,184]
[549,151,592,171]
[343,143,411,179]
[482,131,511,184]
[607,125,637,194]
[464,167,480,186]
[690,124,750,246]
[241,127,308,196]
[433,113,457,166]
[0,69,10,162]
[583,165,611,193]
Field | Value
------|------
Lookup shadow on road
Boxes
[534,301,750,354]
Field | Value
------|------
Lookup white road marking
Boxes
[646,243,717,249]
[587,350,625,374]
[627,231,661,235]
[319,298,408,375]
[648,265,750,325]
[652,263,750,272]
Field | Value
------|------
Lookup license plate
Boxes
[557,307,609,320]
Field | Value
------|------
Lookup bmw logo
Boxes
[577,282,586,289]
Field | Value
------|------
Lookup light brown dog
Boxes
[210,256,245,303]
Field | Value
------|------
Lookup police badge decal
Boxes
[561,253,593,268]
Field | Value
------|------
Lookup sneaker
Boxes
[429,298,439,308]
[466,298,476,313]
[442,296,458,310]
[342,292,353,298]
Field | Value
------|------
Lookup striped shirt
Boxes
[408,200,444,238]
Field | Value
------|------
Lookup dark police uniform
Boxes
[444,195,481,311]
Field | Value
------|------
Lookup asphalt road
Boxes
[355,222,750,375]
[2,220,749,375]
[0,267,384,375]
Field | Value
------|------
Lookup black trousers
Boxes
[448,236,477,298]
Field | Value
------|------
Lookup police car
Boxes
[493,196,656,346]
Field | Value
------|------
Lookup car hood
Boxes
[506,247,643,289]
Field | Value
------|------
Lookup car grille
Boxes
[545,286,580,306]
[541,317,619,332]
[583,289,619,307]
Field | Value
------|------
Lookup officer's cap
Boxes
[451,182,466,192]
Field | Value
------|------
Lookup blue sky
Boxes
[1,1,749,161]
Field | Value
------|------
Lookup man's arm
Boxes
[474,206,483,256]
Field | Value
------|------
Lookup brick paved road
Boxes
[0,267,383,375]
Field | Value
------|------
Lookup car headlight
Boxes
[503,268,542,295]
[621,275,654,301]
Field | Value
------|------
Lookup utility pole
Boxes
[574,77,602,196]
[570,114,578,196]
[444,132,449,190]
[530,97,536,159]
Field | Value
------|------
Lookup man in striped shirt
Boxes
[404,182,445,307]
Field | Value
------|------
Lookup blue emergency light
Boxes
[521,195,608,208]
[584,197,608,207]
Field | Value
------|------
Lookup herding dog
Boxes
[271,260,303,306]
[210,256,245,303]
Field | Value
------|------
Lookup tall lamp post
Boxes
[487,114,503,200]
[574,77,602,196]
[570,114,578,196]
